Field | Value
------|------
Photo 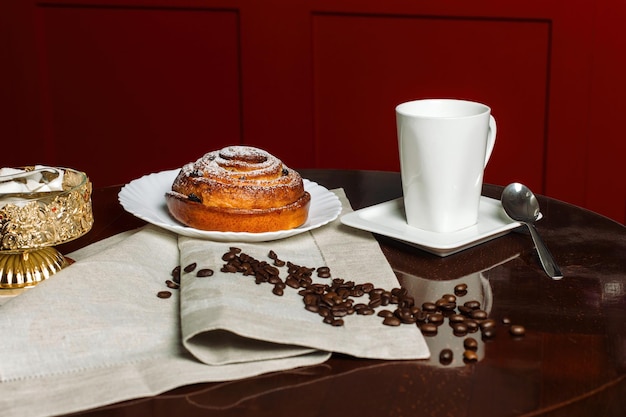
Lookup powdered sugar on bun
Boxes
[165,146,310,232]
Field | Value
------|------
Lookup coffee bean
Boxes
[361,283,375,293]
[157,291,172,299]
[272,285,284,296]
[268,250,278,259]
[448,314,466,324]
[465,319,479,333]
[316,266,331,278]
[377,309,394,318]
[383,316,401,326]
[458,305,473,316]
[464,300,481,310]
[470,309,488,320]
[464,337,478,351]
[356,306,375,315]
[196,268,214,277]
[442,294,457,303]
[422,302,437,312]
[171,266,181,283]
[330,318,344,327]
[509,324,526,336]
[427,312,444,325]
[165,280,179,289]
[454,283,468,296]
[452,323,468,336]
[420,323,438,336]
[502,317,512,325]
[439,349,453,365]
[221,252,236,261]
[183,263,197,273]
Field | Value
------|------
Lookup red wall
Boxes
[1,0,624,224]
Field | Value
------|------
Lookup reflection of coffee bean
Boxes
[464,350,478,362]
[509,324,526,336]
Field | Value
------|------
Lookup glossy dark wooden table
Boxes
[59,170,626,417]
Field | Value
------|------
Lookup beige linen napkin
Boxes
[180,189,429,363]
[0,188,429,417]
[0,225,328,417]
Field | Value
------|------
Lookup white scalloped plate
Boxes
[118,169,342,242]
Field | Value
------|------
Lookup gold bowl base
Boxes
[0,247,69,289]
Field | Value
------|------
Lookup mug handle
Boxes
[484,115,497,167]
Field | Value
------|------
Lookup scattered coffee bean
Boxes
[383,316,402,326]
[502,317,512,325]
[422,302,437,312]
[448,314,466,324]
[208,247,528,359]
[454,283,468,296]
[183,263,197,273]
[165,280,179,289]
[509,324,526,336]
[420,323,438,336]
[470,309,489,320]
[439,349,454,365]
[196,268,214,277]
[452,323,468,336]
[427,312,444,325]
[272,285,284,296]
[377,309,394,318]
[171,266,181,283]
[316,266,331,278]
[465,319,479,333]
[442,294,457,303]
[464,337,478,351]
[157,291,172,299]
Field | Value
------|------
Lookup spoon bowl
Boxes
[501,183,563,280]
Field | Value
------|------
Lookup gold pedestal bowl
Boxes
[0,167,93,290]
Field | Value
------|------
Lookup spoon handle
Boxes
[526,223,563,280]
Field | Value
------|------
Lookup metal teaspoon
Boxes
[501,183,564,280]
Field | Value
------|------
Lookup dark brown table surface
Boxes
[59,169,626,417]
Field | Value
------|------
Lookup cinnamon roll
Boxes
[165,146,310,232]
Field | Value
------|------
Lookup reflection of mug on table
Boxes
[396,99,496,233]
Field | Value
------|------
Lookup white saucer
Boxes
[340,196,522,256]
[119,169,342,243]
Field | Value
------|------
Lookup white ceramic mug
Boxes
[396,99,496,233]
